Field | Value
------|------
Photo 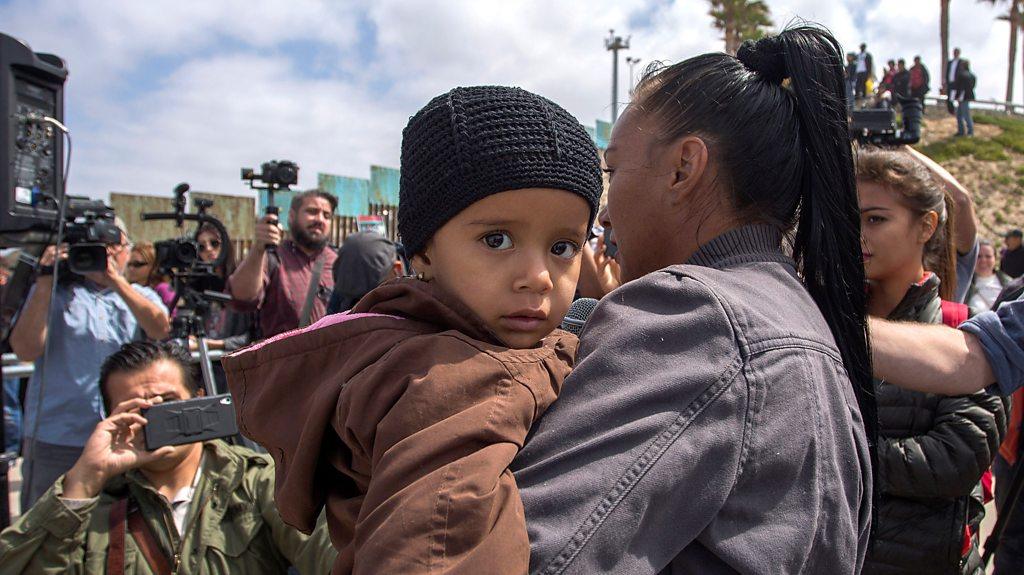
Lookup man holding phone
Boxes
[0,341,335,574]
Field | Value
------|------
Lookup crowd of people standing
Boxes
[3,24,1024,575]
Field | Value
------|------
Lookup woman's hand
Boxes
[577,236,621,299]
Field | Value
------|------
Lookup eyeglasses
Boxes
[127,261,149,268]
[198,240,221,252]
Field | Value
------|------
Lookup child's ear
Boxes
[410,251,433,281]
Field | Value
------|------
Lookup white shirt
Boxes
[969,274,1004,312]
[856,53,868,74]
[948,58,961,83]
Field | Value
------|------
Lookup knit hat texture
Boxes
[398,86,603,256]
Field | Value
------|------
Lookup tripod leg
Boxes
[985,457,1024,567]
[196,337,216,397]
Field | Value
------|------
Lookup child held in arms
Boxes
[223,86,603,574]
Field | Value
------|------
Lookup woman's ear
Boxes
[918,210,939,245]
[667,136,710,207]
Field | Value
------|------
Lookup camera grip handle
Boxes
[264,205,280,254]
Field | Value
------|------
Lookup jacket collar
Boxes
[685,224,790,269]
[352,277,504,346]
[886,272,941,321]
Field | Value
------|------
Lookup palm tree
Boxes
[982,0,1022,106]
[708,0,773,56]
[941,0,951,94]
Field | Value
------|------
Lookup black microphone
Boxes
[560,297,599,336]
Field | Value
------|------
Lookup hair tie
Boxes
[737,36,787,84]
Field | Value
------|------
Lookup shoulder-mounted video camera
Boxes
[850,97,924,146]
[36,197,122,280]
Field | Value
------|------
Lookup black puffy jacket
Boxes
[864,275,1009,575]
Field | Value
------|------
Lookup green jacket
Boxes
[0,440,336,574]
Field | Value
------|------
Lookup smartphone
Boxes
[142,394,239,450]
[603,226,619,259]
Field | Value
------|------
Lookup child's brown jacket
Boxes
[222,277,576,574]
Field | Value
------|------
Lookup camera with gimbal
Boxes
[241,159,298,255]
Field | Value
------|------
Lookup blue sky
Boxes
[0,0,1011,203]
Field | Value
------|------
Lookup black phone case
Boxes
[142,394,239,449]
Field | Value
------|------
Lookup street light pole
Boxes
[626,56,642,98]
[605,29,630,123]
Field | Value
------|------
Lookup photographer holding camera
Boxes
[228,190,337,339]
[8,222,170,510]
[0,341,335,574]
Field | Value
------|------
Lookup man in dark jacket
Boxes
[947,47,965,114]
[892,59,911,100]
[1002,229,1024,278]
[957,59,977,137]
[910,55,930,103]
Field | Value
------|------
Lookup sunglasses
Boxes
[198,240,222,251]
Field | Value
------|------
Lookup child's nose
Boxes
[515,254,554,293]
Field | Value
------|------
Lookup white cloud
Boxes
[1,0,1019,207]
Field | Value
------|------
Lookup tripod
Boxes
[169,285,232,397]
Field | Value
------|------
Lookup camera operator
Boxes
[188,223,255,353]
[8,224,170,509]
[0,341,335,574]
[228,190,337,339]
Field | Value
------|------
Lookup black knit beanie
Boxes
[398,86,603,256]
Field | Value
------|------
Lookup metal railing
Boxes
[1,350,225,379]
[924,94,1024,116]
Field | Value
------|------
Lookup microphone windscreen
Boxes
[560,297,599,336]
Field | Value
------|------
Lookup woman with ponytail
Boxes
[857,147,1007,575]
[513,25,874,574]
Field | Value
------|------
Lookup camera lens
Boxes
[176,241,199,265]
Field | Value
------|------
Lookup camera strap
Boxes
[298,252,327,328]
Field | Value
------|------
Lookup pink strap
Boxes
[242,311,403,353]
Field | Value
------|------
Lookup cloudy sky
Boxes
[0,0,1014,203]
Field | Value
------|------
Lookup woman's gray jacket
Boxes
[513,224,872,574]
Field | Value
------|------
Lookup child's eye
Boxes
[483,232,513,250]
[551,241,579,260]
[866,216,886,224]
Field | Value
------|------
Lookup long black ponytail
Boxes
[633,24,876,508]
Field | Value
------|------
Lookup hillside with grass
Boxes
[917,110,1024,241]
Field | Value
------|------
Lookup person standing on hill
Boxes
[910,55,930,103]
[893,59,911,101]
[947,47,965,113]
[856,43,873,100]
[955,59,976,137]
[1002,229,1024,278]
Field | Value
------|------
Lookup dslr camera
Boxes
[241,160,298,189]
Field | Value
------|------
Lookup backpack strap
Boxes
[940,300,969,328]
[106,497,128,575]
[106,495,172,575]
